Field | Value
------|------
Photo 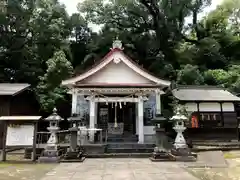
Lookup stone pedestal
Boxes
[38,127,61,163]
[78,126,88,145]
[64,127,84,161]
[150,116,173,162]
[63,116,85,162]
[69,127,78,151]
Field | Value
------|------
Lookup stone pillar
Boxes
[72,91,78,115]
[138,97,144,144]
[155,90,161,115]
[89,99,95,142]
[69,126,78,151]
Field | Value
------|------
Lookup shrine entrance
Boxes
[98,102,136,136]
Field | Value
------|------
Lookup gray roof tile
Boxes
[0,83,30,96]
[172,86,240,101]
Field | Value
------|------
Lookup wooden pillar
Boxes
[72,91,78,115]
[89,98,95,142]
[94,102,98,126]
[220,102,224,126]
[155,90,161,115]
[138,97,144,144]
[31,121,38,162]
[0,121,7,161]
[135,103,138,135]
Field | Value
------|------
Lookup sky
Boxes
[59,0,224,32]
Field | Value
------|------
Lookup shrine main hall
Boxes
[62,39,170,144]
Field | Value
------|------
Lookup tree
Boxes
[177,64,204,85]
[36,50,73,112]
[0,0,41,84]
[204,65,240,94]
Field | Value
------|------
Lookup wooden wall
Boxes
[0,96,10,149]
[9,91,40,116]
[183,101,239,141]
[0,91,40,149]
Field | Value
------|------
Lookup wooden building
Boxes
[172,86,240,141]
[62,39,170,144]
[0,83,40,148]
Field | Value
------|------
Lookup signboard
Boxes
[6,125,34,146]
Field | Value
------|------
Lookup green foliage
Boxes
[36,50,73,112]
[204,65,240,94]
[170,97,191,121]
[177,64,204,85]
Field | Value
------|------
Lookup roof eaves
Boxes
[12,84,30,96]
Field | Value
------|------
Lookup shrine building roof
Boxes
[172,85,240,102]
[0,83,30,96]
[62,38,171,88]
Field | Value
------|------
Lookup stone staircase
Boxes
[106,143,155,153]
[107,134,138,142]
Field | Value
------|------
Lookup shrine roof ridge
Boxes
[173,85,226,90]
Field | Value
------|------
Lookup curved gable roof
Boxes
[62,48,170,87]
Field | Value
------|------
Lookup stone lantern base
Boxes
[38,145,62,163]
[170,147,197,162]
[63,127,85,162]
[150,147,175,162]
[63,147,85,162]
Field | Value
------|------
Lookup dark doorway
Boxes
[98,102,136,135]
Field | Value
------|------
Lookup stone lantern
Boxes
[170,108,196,161]
[170,108,188,149]
[38,108,63,163]
[67,115,80,151]
[63,115,85,161]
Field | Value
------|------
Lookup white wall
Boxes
[185,102,198,112]
[222,102,235,111]
[185,102,235,112]
[199,102,221,111]
[82,61,153,84]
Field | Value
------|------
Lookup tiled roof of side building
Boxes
[172,85,240,101]
[0,83,30,96]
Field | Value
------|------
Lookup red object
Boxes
[191,115,199,128]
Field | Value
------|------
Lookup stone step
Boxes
[106,148,153,153]
[60,157,86,163]
[86,153,151,158]
[107,138,138,142]
[107,143,155,149]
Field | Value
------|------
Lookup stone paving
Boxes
[41,159,199,180]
